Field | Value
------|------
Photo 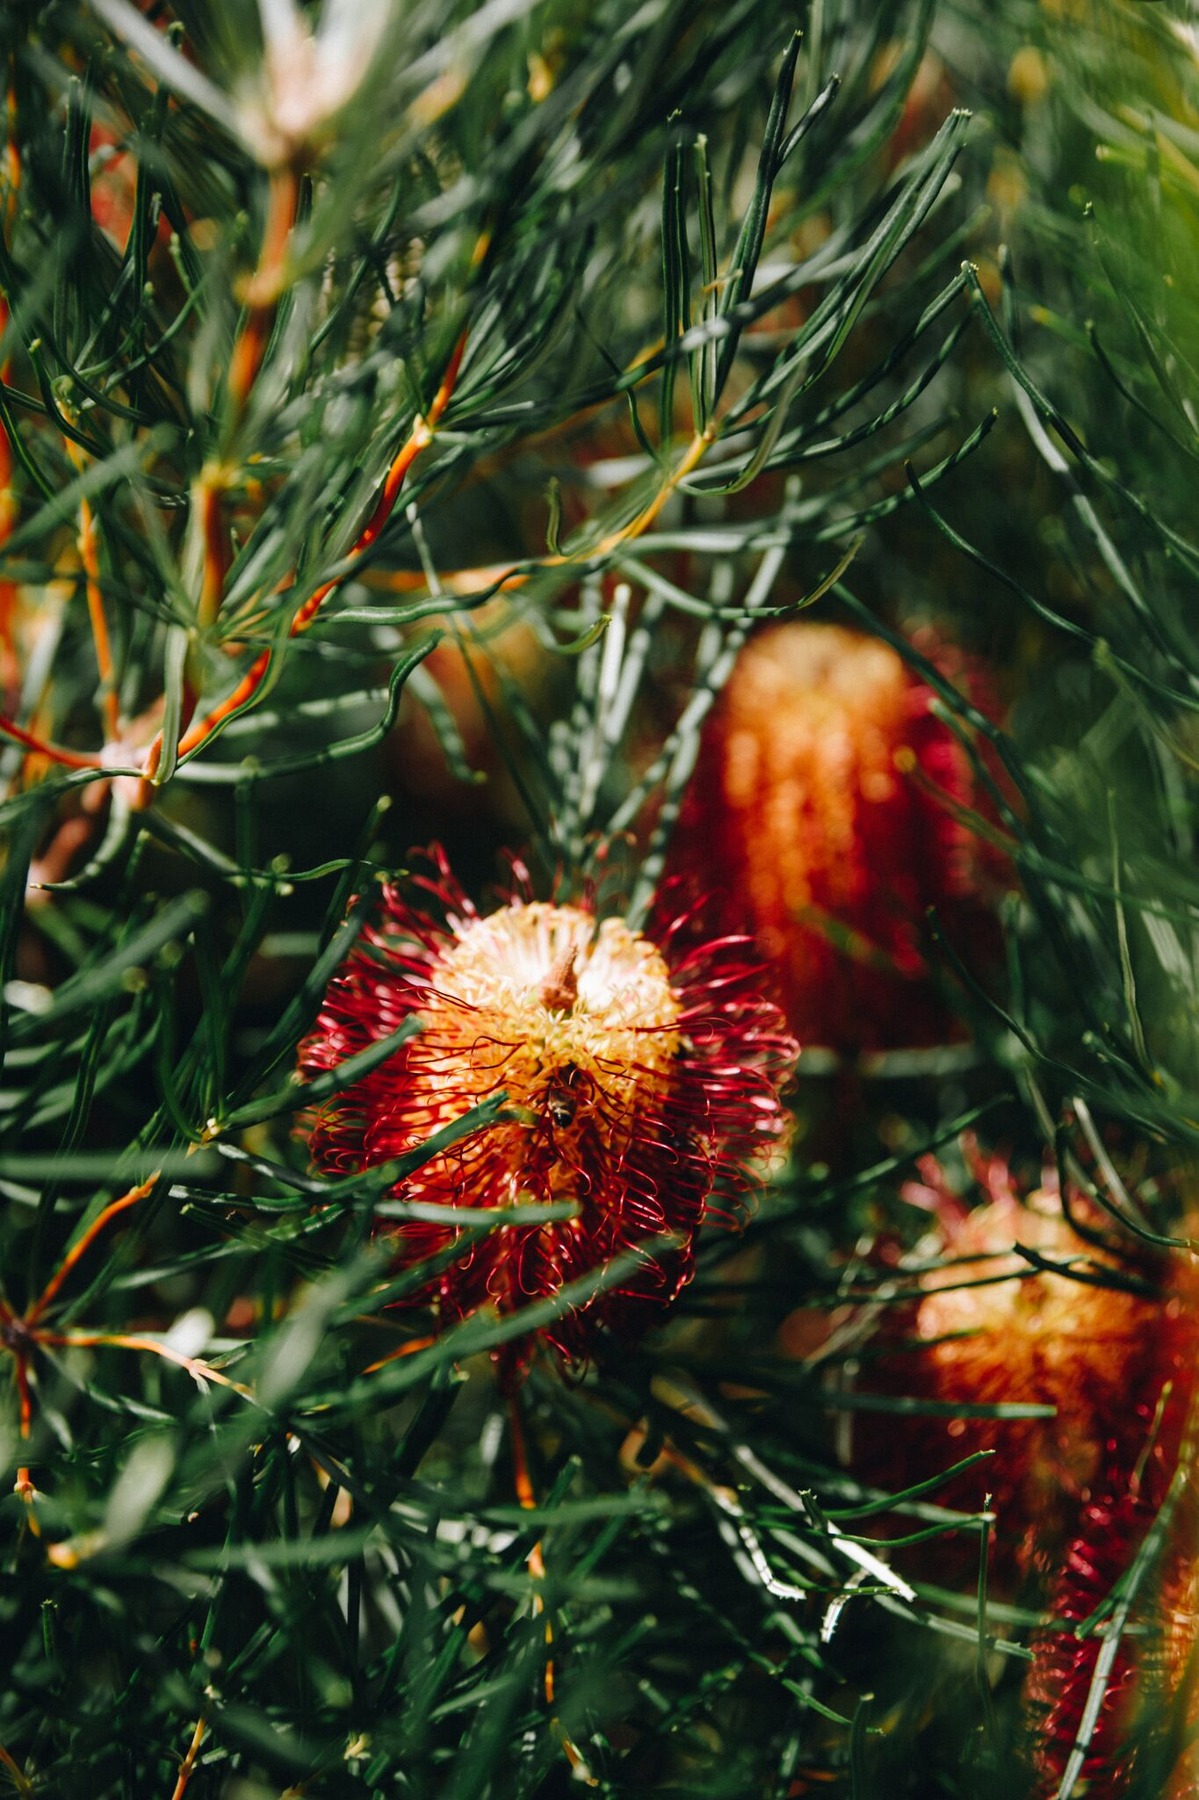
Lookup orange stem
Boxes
[194,468,230,632]
[227,165,298,414]
[43,1330,254,1404]
[27,1172,160,1325]
[362,422,716,602]
[0,94,23,703]
[172,647,270,761]
[13,1355,32,1440]
[169,1714,208,1800]
[508,1394,594,1778]
[0,1739,33,1800]
[170,325,469,765]
[14,1467,40,1539]
[289,323,469,633]
[78,492,122,742]
[509,1389,539,1512]
[180,165,297,685]
[178,165,296,707]
[362,1332,437,1375]
[1,81,18,238]
[0,296,16,703]
[510,1393,552,1684]
[0,712,102,768]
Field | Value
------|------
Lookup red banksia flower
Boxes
[667,620,1003,1051]
[1022,1476,1199,1798]
[297,852,797,1379]
[841,1147,1199,1788]
[1022,1245,1199,1798]
[1024,1486,1148,1799]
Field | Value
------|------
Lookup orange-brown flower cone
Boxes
[666,620,1004,1052]
[840,1147,1179,1589]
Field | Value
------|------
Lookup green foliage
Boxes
[2,1,1199,1796]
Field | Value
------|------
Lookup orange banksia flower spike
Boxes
[839,1144,1184,1593]
[298,851,798,1381]
[666,619,1005,1052]
[901,1156,1168,1573]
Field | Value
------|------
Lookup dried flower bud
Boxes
[298,852,797,1380]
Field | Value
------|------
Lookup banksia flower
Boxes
[667,620,1001,1051]
[851,1147,1177,1582]
[910,1174,1160,1568]
[298,852,796,1380]
[1023,1485,1149,1798]
[1149,1517,1199,1800]
[1022,1245,1199,1797]
[1023,1483,1199,1798]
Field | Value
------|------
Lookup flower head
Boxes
[1021,1236,1199,1796]
[298,852,796,1378]
[1023,1468,1199,1798]
[241,0,391,171]
[845,1146,1182,1583]
[666,620,1004,1052]
[915,1155,1188,1567]
[91,0,391,174]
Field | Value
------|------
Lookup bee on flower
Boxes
[297,851,797,1382]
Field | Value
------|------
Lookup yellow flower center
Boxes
[419,905,682,1137]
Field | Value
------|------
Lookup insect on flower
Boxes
[297,851,798,1382]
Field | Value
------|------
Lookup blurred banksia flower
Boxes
[1022,1244,1199,1798]
[855,1146,1177,1581]
[298,852,797,1379]
[1022,1486,1183,1800]
[666,620,1003,1051]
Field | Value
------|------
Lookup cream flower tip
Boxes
[238,0,391,168]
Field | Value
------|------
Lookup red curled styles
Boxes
[1023,1251,1199,1799]
[298,852,797,1378]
